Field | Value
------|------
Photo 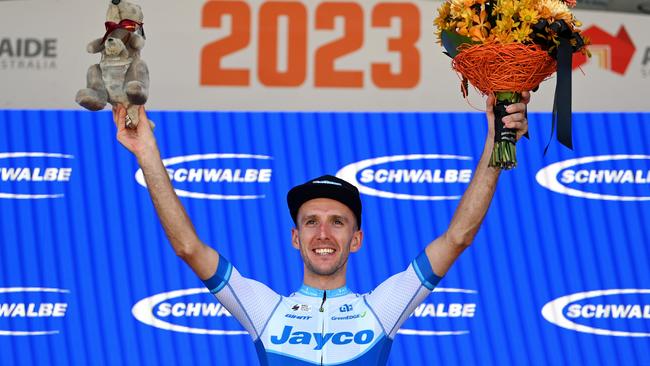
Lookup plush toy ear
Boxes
[106,4,121,23]
[87,38,105,54]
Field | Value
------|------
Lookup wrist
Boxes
[135,143,161,165]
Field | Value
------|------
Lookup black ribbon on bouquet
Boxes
[532,20,585,155]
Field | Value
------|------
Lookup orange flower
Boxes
[469,9,491,41]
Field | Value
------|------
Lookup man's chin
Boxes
[306,260,340,277]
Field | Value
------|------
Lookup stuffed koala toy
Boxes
[76,0,150,129]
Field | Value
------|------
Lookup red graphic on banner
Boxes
[573,25,635,75]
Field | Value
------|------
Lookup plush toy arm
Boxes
[87,38,104,54]
[129,33,145,51]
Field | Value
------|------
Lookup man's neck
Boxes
[302,268,347,290]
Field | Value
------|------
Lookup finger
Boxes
[506,102,526,114]
[485,94,496,116]
[507,118,528,132]
[112,106,118,127]
[521,91,531,105]
[117,104,127,129]
[486,94,496,109]
[505,120,526,130]
[503,112,526,124]
[136,105,152,132]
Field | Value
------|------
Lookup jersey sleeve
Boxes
[364,250,442,339]
[202,255,282,341]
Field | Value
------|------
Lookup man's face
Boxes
[292,198,363,277]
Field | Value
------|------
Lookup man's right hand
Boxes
[113,104,158,159]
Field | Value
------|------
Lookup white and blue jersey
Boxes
[202,251,441,365]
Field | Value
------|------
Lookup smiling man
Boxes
[113,92,529,365]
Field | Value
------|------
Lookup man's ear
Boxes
[291,228,300,250]
[350,230,363,253]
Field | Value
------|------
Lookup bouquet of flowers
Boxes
[434,0,590,169]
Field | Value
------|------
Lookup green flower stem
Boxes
[496,91,521,103]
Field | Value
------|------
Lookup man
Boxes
[113,93,529,365]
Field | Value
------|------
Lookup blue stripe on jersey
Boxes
[264,335,392,365]
[298,284,351,298]
[255,339,269,366]
[412,251,442,291]
[202,255,233,293]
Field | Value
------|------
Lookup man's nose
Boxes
[317,222,331,239]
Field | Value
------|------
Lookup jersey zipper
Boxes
[320,290,326,366]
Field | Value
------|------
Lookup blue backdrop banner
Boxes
[0,110,648,365]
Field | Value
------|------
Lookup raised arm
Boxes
[113,105,219,280]
[424,92,530,277]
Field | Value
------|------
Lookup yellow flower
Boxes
[494,0,517,18]
[513,24,533,42]
[434,2,454,43]
[495,16,520,32]
[494,30,516,43]
[437,2,451,21]
[518,9,539,25]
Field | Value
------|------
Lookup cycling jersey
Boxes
[202,251,441,366]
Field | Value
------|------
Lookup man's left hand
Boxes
[486,91,531,141]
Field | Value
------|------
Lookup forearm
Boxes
[424,138,500,276]
[445,138,500,246]
[424,93,528,277]
[137,147,218,278]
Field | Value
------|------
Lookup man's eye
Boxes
[305,219,317,225]
[334,219,343,225]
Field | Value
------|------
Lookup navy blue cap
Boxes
[287,175,362,228]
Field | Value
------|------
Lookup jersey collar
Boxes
[298,284,351,298]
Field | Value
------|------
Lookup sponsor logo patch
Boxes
[270,325,374,350]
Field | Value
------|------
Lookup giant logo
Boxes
[542,289,650,337]
[573,25,635,75]
[336,154,473,200]
[398,288,477,336]
[135,153,272,200]
[0,152,73,199]
[536,155,650,201]
[0,287,69,336]
[131,288,247,335]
